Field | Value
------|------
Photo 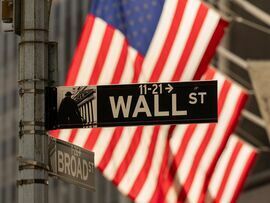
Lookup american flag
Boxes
[158,67,257,203]
[50,0,257,202]
[207,135,257,203]
[65,0,228,86]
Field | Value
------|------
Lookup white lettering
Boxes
[71,155,77,177]
[154,95,169,116]
[77,158,83,179]
[83,160,89,181]
[88,162,94,174]
[64,152,71,175]
[198,92,207,104]
[58,150,64,173]
[172,94,187,116]
[57,149,93,182]
[189,92,197,104]
[109,96,132,118]
[132,95,152,117]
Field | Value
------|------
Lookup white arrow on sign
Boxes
[165,84,174,93]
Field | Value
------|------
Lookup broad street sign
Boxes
[46,81,217,130]
[48,137,95,191]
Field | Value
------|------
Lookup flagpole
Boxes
[216,47,267,133]
[217,46,248,70]
[232,0,270,26]
[242,110,265,128]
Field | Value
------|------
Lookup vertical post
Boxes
[18,0,49,203]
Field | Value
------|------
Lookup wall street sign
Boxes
[48,137,95,191]
[45,81,218,130]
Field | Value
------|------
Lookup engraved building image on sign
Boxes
[46,86,98,129]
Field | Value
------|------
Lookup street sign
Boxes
[48,137,95,191]
[46,81,217,130]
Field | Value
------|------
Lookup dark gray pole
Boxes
[233,0,270,26]
[18,0,49,202]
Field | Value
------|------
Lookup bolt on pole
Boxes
[18,0,50,203]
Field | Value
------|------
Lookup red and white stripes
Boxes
[65,0,227,88]
[55,0,227,144]
[162,67,249,203]
[206,135,257,203]
[50,0,236,202]
[140,0,227,83]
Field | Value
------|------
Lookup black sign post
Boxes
[48,137,95,191]
[46,81,218,130]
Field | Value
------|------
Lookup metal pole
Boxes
[232,0,270,27]
[18,0,49,203]
[242,109,265,128]
[244,170,270,191]
[217,46,248,70]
